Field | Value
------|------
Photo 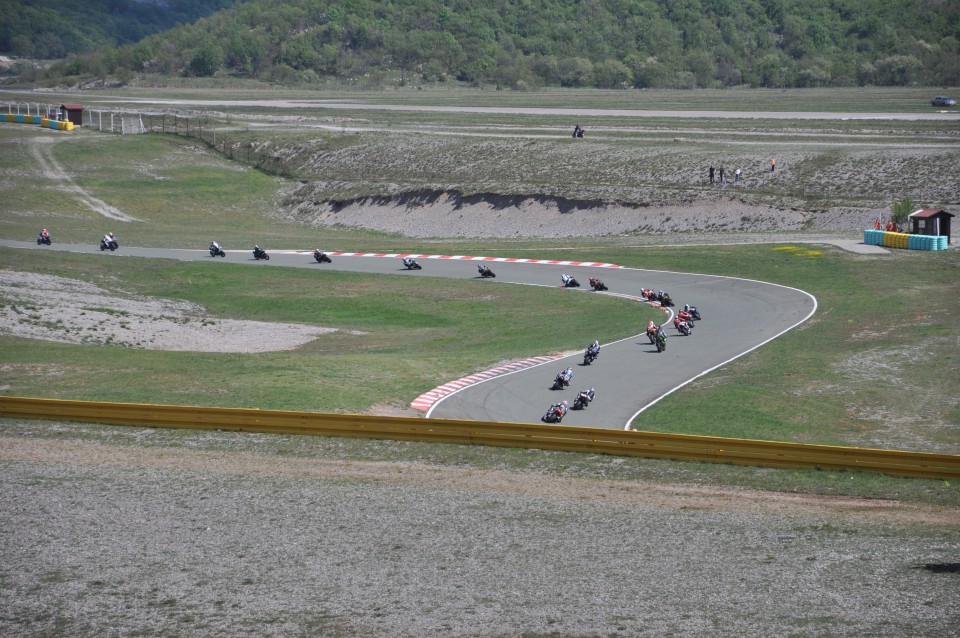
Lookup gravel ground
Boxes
[285,193,880,239]
[2,427,958,638]
[0,271,333,353]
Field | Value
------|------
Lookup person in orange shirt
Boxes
[874,218,881,230]
[770,157,776,173]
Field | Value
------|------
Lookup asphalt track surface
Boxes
[7,240,817,430]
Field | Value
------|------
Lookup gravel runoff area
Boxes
[0,270,335,353]
[286,194,881,240]
[2,424,958,638]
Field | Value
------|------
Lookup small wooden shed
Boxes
[60,104,83,126]
[909,208,953,244]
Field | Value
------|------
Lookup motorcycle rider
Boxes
[552,400,569,419]
[103,232,117,249]
[588,276,606,290]
[554,366,573,388]
[40,228,50,240]
[587,339,600,359]
[403,256,417,269]
[576,387,596,407]
[655,325,667,349]
[210,240,222,254]
[646,321,658,344]
[561,273,577,287]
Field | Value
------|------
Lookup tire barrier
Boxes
[864,229,947,250]
[4,113,73,130]
[2,395,958,480]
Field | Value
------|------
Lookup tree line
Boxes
[12,0,960,89]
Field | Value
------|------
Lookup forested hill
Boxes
[0,0,242,58]
[35,0,960,88]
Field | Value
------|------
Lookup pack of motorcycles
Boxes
[39,231,700,426]
[544,304,701,423]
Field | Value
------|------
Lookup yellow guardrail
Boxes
[2,396,958,479]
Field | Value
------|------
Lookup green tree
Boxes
[592,59,630,89]
[189,41,223,77]
[891,198,915,228]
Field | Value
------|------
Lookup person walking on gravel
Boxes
[770,157,776,173]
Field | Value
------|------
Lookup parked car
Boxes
[931,96,956,107]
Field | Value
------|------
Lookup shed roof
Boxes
[60,103,84,109]
[909,208,953,219]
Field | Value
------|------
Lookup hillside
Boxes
[0,0,241,58]
[18,0,960,89]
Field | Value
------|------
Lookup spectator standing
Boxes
[770,157,776,173]
[709,166,715,185]
[734,168,742,184]
[718,166,725,184]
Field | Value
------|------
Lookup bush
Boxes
[891,197,915,227]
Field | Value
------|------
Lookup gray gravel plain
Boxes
[2,422,958,638]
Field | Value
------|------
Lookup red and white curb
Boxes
[295,251,622,268]
[411,355,562,411]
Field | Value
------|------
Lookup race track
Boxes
[6,241,817,430]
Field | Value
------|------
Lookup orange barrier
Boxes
[2,396,958,479]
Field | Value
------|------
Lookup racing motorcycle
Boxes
[314,249,332,263]
[253,246,270,261]
[583,341,600,366]
[655,330,667,352]
[659,292,674,307]
[37,232,52,246]
[686,305,702,320]
[646,324,659,345]
[542,401,568,423]
[674,318,692,336]
[588,277,607,291]
[402,257,422,270]
[561,274,580,288]
[551,367,573,391]
[100,235,119,251]
[209,242,226,257]
[477,264,496,278]
[573,388,595,410]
